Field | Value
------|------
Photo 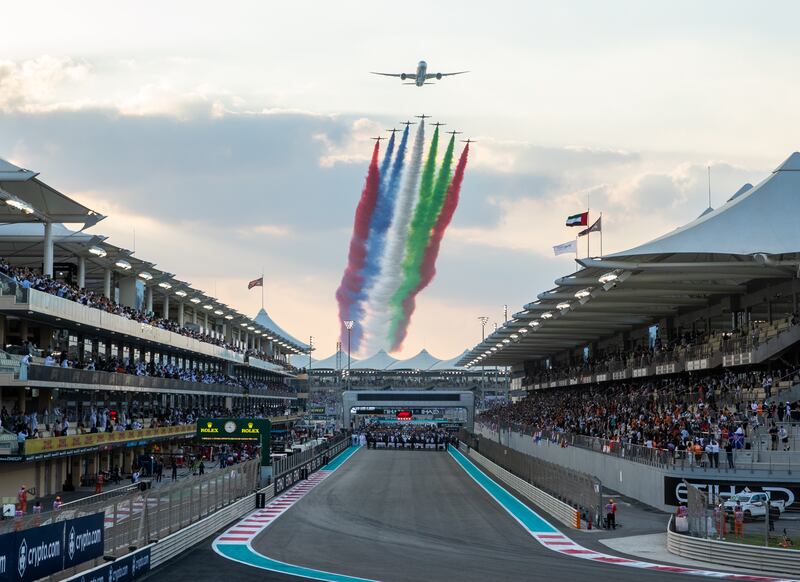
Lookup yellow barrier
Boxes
[23,424,194,455]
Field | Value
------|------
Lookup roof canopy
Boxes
[0,158,104,228]
[311,350,356,371]
[459,152,800,368]
[610,152,800,258]
[312,348,471,372]
[254,308,308,351]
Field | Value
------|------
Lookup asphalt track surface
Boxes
[149,449,718,582]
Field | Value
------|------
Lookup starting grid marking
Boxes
[215,471,331,544]
[448,446,799,582]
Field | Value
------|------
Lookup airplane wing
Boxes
[425,71,469,79]
[371,72,416,78]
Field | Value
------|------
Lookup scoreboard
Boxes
[349,406,445,417]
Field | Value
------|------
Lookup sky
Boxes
[0,1,799,360]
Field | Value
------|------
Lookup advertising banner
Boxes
[23,425,194,459]
[12,521,65,582]
[71,547,150,582]
[63,513,105,569]
[664,475,800,510]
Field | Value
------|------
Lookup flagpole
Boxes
[261,266,264,310]
[600,211,603,257]
[587,192,590,259]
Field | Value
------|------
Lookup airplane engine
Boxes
[401,73,407,80]
[436,72,442,80]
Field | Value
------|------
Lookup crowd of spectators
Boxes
[1,401,293,443]
[479,371,800,458]
[28,348,293,396]
[356,423,454,449]
[0,259,297,371]
[525,321,800,387]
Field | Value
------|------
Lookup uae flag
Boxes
[566,212,589,227]
[248,276,263,290]
[578,216,602,237]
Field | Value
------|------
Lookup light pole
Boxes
[308,335,314,372]
[478,316,489,401]
[344,320,354,390]
[478,316,489,341]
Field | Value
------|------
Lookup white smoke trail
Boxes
[361,121,425,354]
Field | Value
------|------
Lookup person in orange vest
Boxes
[604,498,617,530]
[95,470,104,494]
[17,485,27,514]
[734,503,745,539]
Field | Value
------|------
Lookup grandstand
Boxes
[458,152,800,514]
[0,157,307,501]
[460,152,800,393]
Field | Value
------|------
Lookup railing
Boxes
[23,364,297,399]
[0,271,246,364]
[481,422,800,474]
[3,459,260,549]
[667,516,800,577]
[19,424,195,458]
[273,433,349,478]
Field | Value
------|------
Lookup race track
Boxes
[155,448,702,582]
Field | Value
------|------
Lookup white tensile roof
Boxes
[351,349,399,370]
[311,348,472,371]
[386,349,440,370]
[311,350,355,371]
[459,151,800,368]
[611,152,800,258]
[428,350,470,371]
[254,308,309,350]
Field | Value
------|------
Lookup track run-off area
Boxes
[150,446,798,582]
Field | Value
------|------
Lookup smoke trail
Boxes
[334,140,381,349]
[359,128,406,294]
[361,121,425,354]
[392,143,469,349]
[387,131,453,347]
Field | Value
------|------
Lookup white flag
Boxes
[553,240,577,256]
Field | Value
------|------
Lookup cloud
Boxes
[0,56,90,112]
[314,117,384,167]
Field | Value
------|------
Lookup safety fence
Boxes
[3,458,259,580]
[667,516,800,577]
[678,479,798,549]
[274,435,350,495]
[459,430,602,527]
[459,442,582,529]
[63,434,353,582]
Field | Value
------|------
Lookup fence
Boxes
[3,458,260,579]
[485,422,800,474]
[274,435,350,495]
[459,429,602,525]
[668,516,800,577]
[460,442,582,528]
[274,434,348,477]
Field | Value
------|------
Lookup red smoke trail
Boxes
[392,144,470,351]
[335,141,381,348]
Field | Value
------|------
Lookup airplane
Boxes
[432,122,446,129]
[371,61,469,87]
[415,114,431,120]
[386,128,399,136]
[400,120,416,127]
[462,139,476,145]
[371,136,386,142]
[446,130,463,137]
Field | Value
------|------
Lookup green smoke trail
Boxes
[388,132,457,343]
